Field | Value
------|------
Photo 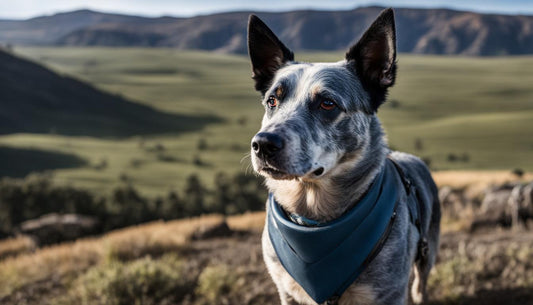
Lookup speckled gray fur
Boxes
[248,9,440,305]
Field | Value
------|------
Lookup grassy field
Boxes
[1,47,532,196]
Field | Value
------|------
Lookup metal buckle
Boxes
[418,237,429,260]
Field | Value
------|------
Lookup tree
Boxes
[183,174,206,216]
[209,172,232,214]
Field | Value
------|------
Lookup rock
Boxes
[439,186,468,220]
[19,213,99,246]
[470,183,524,232]
[508,182,533,229]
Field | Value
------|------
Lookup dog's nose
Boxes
[252,132,284,158]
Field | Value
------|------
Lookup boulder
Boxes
[19,213,99,246]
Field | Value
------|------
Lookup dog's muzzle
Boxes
[251,131,325,179]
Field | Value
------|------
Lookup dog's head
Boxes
[248,9,396,182]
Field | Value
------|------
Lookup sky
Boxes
[1,0,533,20]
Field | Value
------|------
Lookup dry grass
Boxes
[429,230,533,301]
[0,236,36,260]
[102,215,225,261]
[433,170,532,189]
[0,236,103,297]
[2,208,533,305]
[226,211,265,232]
[2,170,532,303]
[0,215,226,298]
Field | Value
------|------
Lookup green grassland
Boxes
[2,47,532,196]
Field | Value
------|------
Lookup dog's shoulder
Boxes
[389,151,440,234]
[388,151,435,190]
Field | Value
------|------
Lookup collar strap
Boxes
[287,213,323,227]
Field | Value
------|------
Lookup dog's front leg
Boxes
[277,289,300,305]
[263,228,304,305]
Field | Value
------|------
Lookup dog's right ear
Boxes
[248,15,294,94]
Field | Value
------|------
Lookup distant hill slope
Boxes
[0,146,88,177]
[1,7,533,55]
[0,50,219,137]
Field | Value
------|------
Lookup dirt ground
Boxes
[2,213,533,305]
[189,229,533,305]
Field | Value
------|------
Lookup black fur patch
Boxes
[248,15,294,94]
[345,8,397,112]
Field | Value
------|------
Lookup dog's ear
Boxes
[248,15,294,94]
[346,8,396,111]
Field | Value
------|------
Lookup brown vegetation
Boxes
[1,172,533,305]
[0,235,35,260]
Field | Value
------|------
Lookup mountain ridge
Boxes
[1,7,533,55]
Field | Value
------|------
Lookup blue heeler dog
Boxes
[247,8,441,305]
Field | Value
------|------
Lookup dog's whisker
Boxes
[240,153,254,175]
[240,153,251,164]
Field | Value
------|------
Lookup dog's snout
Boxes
[252,132,284,158]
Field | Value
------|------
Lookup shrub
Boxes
[93,158,108,171]
[512,168,524,178]
[197,138,208,150]
[63,254,193,305]
[196,265,237,304]
[156,154,179,162]
[129,158,143,169]
[447,153,458,162]
[422,157,432,168]
[193,155,208,166]
[414,138,423,151]
[388,99,400,108]
[237,116,247,126]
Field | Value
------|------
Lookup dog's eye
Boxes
[320,100,337,111]
[267,96,278,108]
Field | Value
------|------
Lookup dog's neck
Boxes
[266,116,388,223]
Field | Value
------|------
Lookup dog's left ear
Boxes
[248,15,294,94]
[346,8,397,111]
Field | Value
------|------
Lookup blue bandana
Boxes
[267,159,401,304]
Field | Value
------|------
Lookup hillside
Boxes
[1,206,533,305]
[0,50,219,137]
[0,48,529,196]
[0,146,87,177]
[2,7,533,55]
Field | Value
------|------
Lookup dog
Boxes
[247,8,441,305]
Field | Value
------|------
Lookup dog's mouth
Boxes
[312,167,324,176]
[260,166,295,180]
[260,165,325,180]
